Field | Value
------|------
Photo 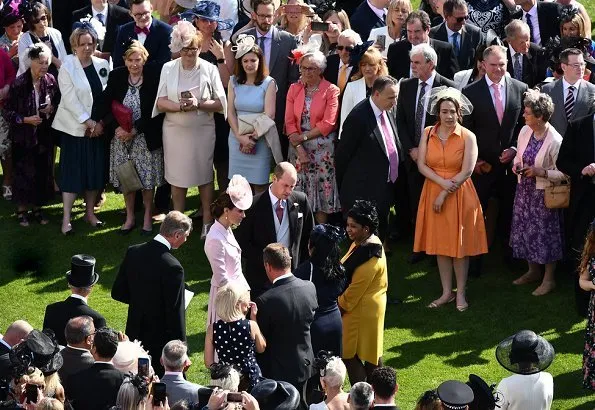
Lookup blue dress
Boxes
[228,76,273,185]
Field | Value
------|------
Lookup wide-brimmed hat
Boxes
[251,379,300,410]
[466,374,500,410]
[437,380,474,410]
[9,329,63,377]
[180,0,235,32]
[495,330,555,375]
[66,254,98,288]
[112,340,150,374]
[226,174,253,210]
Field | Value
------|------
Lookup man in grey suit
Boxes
[58,316,95,387]
[160,340,203,405]
[542,48,595,137]
[243,0,298,157]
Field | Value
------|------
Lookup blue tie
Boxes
[451,32,460,56]
[96,13,105,26]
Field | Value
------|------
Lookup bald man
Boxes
[0,320,33,378]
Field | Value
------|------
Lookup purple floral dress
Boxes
[509,134,563,264]
[583,256,595,390]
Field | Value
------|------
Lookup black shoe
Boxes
[140,228,153,236]
[118,224,136,235]
[407,252,426,264]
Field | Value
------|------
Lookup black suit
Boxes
[112,239,186,375]
[505,42,547,88]
[43,296,106,347]
[255,275,317,387]
[58,346,94,389]
[350,1,385,41]
[235,190,315,298]
[429,22,484,71]
[112,18,172,68]
[0,342,11,380]
[387,39,459,80]
[511,2,561,46]
[323,54,354,89]
[72,4,132,54]
[65,363,124,410]
[336,99,403,240]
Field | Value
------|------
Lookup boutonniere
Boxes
[293,202,299,210]
[99,68,108,78]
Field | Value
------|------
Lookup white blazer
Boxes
[17,28,68,75]
[340,77,367,136]
[51,55,110,137]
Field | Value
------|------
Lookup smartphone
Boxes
[285,4,302,13]
[138,357,150,377]
[181,91,192,99]
[227,392,243,402]
[152,382,167,406]
[311,21,330,32]
[25,383,38,404]
[376,34,386,48]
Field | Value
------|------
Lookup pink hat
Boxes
[227,175,253,210]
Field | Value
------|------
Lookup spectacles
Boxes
[336,45,354,52]
[34,15,48,23]
[133,11,151,18]
[181,47,199,54]
[565,62,586,69]
[454,15,468,22]
[256,13,274,20]
[300,66,318,71]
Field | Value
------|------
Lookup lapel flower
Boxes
[99,68,108,78]
[293,202,299,210]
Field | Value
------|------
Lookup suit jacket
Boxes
[161,372,201,405]
[101,65,164,151]
[65,362,124,410]
[72,4,132,54]
[541,78,595,137]
[462,76,527,167]
[111,240,186,363]
[335,98,404,212]
[285,79,340,136]
[0,342,11,379]
[387,38,459,80]
[43,296,107,346]
[430,22,484,70]
[112,18,173,68]
[505,42,546,88]
[235,190,315,295]
[323,54,355,89]
[53,0,88,53]
[255,275,318,385]
[396,73,456,168]
[511,2,561,46]
[58,346,94,387]
[350,1,385,41]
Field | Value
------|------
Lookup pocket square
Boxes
[298,212,303,219]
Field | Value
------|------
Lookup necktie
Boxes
[275,200,284,224]
[492,82,504,124]
[380,113,399,182]
[134,26,150,35]
[414,81,427,143]
[451,32,459,57]
[525,14,535,44]
[513,53,522,81]
[96,13,105,26]
[338,64,348,93]
[258,35,266,57]
[565,85,575,120]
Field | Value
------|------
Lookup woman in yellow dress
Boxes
[414,87,487,312]
[339,200,388,384]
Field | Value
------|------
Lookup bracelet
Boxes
[296,143,302,149]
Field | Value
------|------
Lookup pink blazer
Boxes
[284,79,340,137]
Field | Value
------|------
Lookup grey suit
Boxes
[58,346,94,388]
[541,78,595,137]
[161,373,202,405]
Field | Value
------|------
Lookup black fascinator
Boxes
[309,224,346,281]
[126,373,150,398]
[316,0,343,19]
[560,4,580,23]
[347,200,379,235]
[348,40,374,68]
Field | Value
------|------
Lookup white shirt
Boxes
[0,338,11,350]
[369,97,397,182]
[485,75,507,110]
[256,28,273,69]
[415,71,436,132]
[272,272,293,284]
[136,18,152,45]
[70,294,88,304]
[445,25,462,49]
[366,0,387,20]
[338,60,353,83]
[497,372,553,410]
[94,360,114,365]
[92,4,108,26]
[562,77,581,103]
[154,234,172,250]
[268,186,286,221]
[66,345,90,352]
[524,5,541,45]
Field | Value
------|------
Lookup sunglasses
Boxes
[336,45,354,52]
[33,15,48,23]
[454,15,468,23]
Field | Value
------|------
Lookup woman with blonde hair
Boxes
[280,0,313,41]
[368,0,411,57]
[36,398,64,410]
[114,374,150,410]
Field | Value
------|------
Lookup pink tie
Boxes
[275,200,284,223]
[492,83,504,124]
[380,113,399,182]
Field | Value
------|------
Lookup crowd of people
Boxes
[1,0,595,407]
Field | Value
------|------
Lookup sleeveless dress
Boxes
[228,75,273,185]
[213,318,262,389]
[583,256,595,390]
[414,124,488,258]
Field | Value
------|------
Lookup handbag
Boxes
[111,100,133,133]
[115,140,143,194]
[544,177,571,209]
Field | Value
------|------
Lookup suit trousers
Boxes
[343,181,395,242]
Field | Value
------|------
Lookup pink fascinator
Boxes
[170,20,197,53]
[227,175,253,210]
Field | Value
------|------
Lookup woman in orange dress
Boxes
[414,87,487,312]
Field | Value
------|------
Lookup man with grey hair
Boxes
[503,19,546,87]
[395,43,455,263]
[324,29,362,92]
[160,340,203,405]
[349,382,374,410]
[58,316,95,385]
[0,320,33,378]
[112,210,192,376]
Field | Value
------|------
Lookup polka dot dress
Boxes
[213,318,262,389]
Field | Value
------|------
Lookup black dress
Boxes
[294,261,346,357]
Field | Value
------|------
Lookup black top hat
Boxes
[9,329,63,377]
[251,379,300,410]
[437,380,474,410]
[495,330,555,375]
[66,254,98,288]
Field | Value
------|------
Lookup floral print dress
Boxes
[583,256,595,390]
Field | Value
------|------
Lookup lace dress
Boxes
[583,256,595,390]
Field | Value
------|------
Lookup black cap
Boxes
[437,380,474,410]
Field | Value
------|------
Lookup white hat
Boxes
[227,175,253,210]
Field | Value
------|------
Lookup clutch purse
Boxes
[544,177,570,209]
[111,100,133,133]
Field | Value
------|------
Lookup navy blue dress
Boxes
[294,261,346,357]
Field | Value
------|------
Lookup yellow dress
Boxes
[414,124,488,258]
[338,239,388,365]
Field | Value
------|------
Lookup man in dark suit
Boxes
[369,367,399,409]
[112,0,172,68]
[336,76,403,242]
[66,328,125,410]
[387,10,459,80]
[511,0,560,47]
[557,114,595,316]
[503,19,546,88]
[430,0,483,71]
[542,48,595,137]
[0,320,33,379]
[72,0,132,60]
[323,29,361,93]
[255,243,317,404]
[43,255,106,347]
[235,162,315,298]
[112,211,191,376]
[462,45,528,276]
[350,0,388,41]
[58,316,95,387]
[396,43,455,263]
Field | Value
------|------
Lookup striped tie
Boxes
[564,86,575,120]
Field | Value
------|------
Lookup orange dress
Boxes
[414,124,488,258]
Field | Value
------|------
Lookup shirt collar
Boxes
[0,338,11,350]
[164,371,184,377]
[366,0,386,20]
[66,345,91,352]
[369,97,383,118]
[445,25,461,37]
[70,294,88,304]
[257,27,273,39]
[524,4,537,17]
[272,272,293,284]
[419,71,436,87]
[508,43,522,57]
[485,75,504,88]
[154,234,172,250]
[268,186,285,207]
[92,5,108,15]
[563,77,580,90]
[94,360,114,365]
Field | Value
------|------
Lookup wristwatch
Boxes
[217,58,225,64]
[303,134,308,141]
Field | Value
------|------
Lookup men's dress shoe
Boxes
[407,252,426,264]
